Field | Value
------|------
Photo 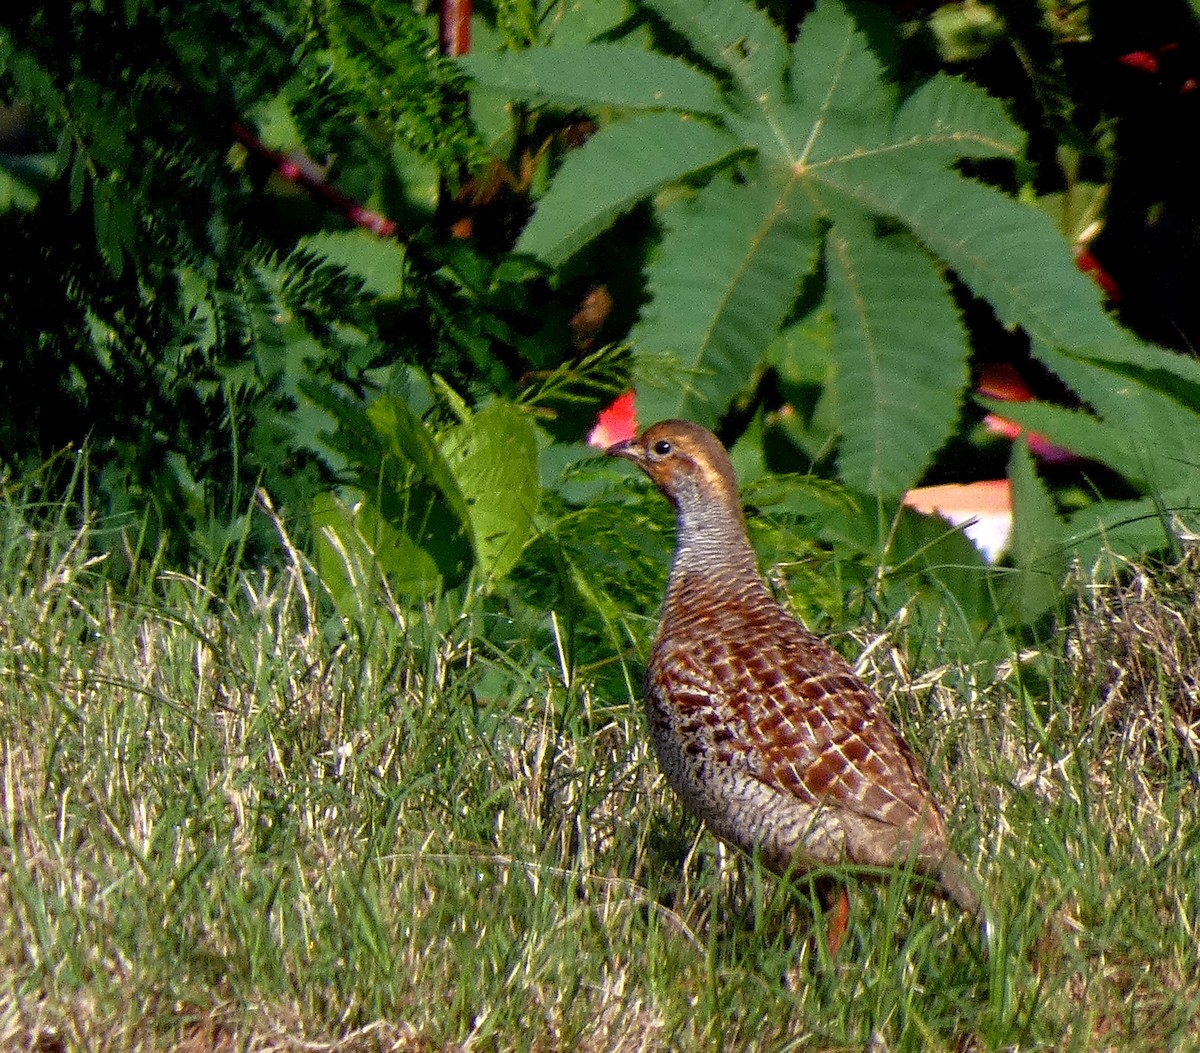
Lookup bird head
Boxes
[606,419,742,518]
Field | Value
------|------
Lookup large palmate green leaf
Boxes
[824,211,967,495]
[632,171,820,424]
[460,45,725,115]
[464,0,1051,495]
[515,112,742,265]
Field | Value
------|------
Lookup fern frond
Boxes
[307,0,482,173]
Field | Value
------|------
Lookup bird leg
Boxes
[820,882,851,958]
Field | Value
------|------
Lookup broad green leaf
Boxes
[787,486,994,646]
[767,306,834,386]
[479,0,1198,573]
[365,396,476,585]
[742,472,861,523]
[890,73,1023,160]
[311,491,449,608]
[440,402,539,582]
[516,112,741,264]
[824,213,968,496]
[1032,345,1200,495]
[367,396,472,525]
[631,170,821,425]
[459,45,724,114]
[0,153,57,211]
[303,388,479,592]
[784,0,895,163]
[1072,336,1200,389]
[1065,490,1197,570]
[541,0,631,46]
[93,177,134,278]
[310,492,376,618]
[815,161,1111,353]
[246,92,305,152]
[642,0,788,112]
[976,396,1155,489]
[1007,440,1066,623]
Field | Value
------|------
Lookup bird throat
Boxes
[669,491,761,585]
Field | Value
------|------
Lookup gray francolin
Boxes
[608,419,981,945]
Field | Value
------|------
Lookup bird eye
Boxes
[651,439,672,457]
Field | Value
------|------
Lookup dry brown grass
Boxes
[1066,549,1200,770]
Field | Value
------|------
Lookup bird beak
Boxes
[605,437,642,462]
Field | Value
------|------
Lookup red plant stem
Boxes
[440,0,471,57]
[230,122,398,238]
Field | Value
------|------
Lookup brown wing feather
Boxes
[708,589,942,834]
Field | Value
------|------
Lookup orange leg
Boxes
[823,885,851,957]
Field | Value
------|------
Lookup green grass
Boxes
[2,489,1199,1051]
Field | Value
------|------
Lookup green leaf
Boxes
[440,402,540,582]
[1007,440,1067,623]
[784,0,895,161]
[824,214,968,496]
[315,394,539,591]
[1071,335,1200,389]
[975,396,1158,490]
[1031,345,1200,495]
[362,395,475,588]
[93,177,135,278]
[890,72,1023,160]
[631,170,821,425]
[475,0,1194,559]
[1064,494,1186,571]
[541,0,631,46]
[516,112,742,264]
[642,0,788,113]
[0,152,57,211]
[367,396,473,529]
[816,161,1107,353]
[311,490,449,609]
[459,45,724,114]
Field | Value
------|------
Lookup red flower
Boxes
[1073,245,1122,302]
[1118,50,1161,73]
[978,364,1079,465]
[588,391,638,449]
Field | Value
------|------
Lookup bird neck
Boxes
[669,489,763,588]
